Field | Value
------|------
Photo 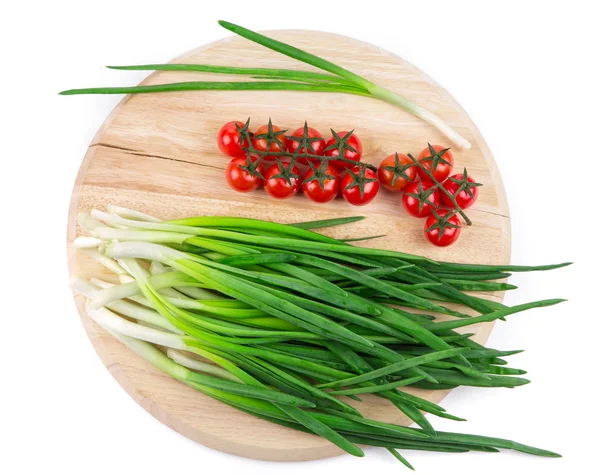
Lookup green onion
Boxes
[328,376,426,396]
[60,21,475,148]
[106,63,356,84]
[289,216,365,229]
[317,348,468,389]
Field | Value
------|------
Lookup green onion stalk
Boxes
[70,205,569,466]
[60,20,472,149]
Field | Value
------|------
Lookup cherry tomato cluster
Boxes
[376,144,482,247]
[217,119,379,206]
[217,120,482,247]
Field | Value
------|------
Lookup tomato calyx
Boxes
[446,168,482,201]
[324,129,358,157]
[425,209,461,243]
[270,159,301,187]
[253,118,288,152]
[303,160,338,191]
[238,152,265,180]
[381,152,415,187]
[288,121,324,157]
[404,181,439,215]
[417,143,453,172]
[234,117,253,147]
[343,166,379,199]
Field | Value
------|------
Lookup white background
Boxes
[2,1,598,474]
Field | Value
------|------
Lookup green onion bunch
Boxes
[70,205,569,468]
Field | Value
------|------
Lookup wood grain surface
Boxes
[67,30,511,461]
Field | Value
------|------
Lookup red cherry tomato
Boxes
[302,164,340,203]
[324,131,363,170]
[217,121,251,157]
[424,209,462,247]
[416,144,454,182]
[264,162,301,199]
[288,125,326,165]
[225,157,263,192]
[252,121,288,160]
[402,181,441,218]
[341,166,379,206]
[377,153,417,192]
[441,173,481,209]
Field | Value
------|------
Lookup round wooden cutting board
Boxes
[67,30,510,461]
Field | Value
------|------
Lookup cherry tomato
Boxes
[424,209,461,247]
[225,157,263,192]
[441,172,481,209]
[264,162,301,199]
[402,181,441,218]
[288,124,326,165]
[341,166,379,206]
[324,131,363,170]
[217,121,251,157]
[416,144,454,182]
[377,153,417,192]
[302,164,340,203]
[252,120,288,160]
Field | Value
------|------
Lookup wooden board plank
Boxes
[67,29,510,461]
